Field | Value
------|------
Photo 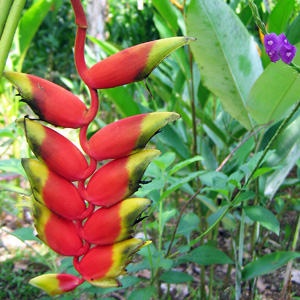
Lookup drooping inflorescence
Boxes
[3,0,195,296]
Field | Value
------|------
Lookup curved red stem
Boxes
[79,202,95,220]
[84,87,99,124]
[78,180,89,200]
[70,0,87,28]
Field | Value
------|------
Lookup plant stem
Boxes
[0,0,26,81]
[0,0,13,38]
[191,99,300,245]
[280,211,300,299]
[236,208,245,299]
[248,0,268,35]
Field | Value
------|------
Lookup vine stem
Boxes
[0,0,26,80]
[191,99,300,246]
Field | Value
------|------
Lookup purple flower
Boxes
[267,50,280,63]
[264,33,280,52]
[278,33,293,49]
[280,45,297,64]
[264,32,297,64]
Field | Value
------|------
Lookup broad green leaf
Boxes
[234,190,256,206]
[187,0,263,129]
[128,287,155,300]
[181,245,234,265]
[159,271,194,284]
[242,251,300,280]
[11,227,40,242]
[17,0,54,69]
[169,155,203,175]
[267,0,295,35]
[87,36,122,56]
[247,44,300,125]
[263,114,300,198]
[177,213,200,235]
[153,152,176,170]
[161,170,204,200]
[252,167,273,179]
[287,14,300,45]
[157,124,190,159]
[161,209,177,231]
[265,139,300,199]
[244,206,280,235]
[101,86,140,117]
[0,183,30,195]
[152,0,178,33]
[0,159,26,177]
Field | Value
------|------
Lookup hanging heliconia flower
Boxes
[4,0,194,295]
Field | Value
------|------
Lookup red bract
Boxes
[4,71,89,128]
[19,118,89,181]
[77,198,151,245]
[74,238,150,287]
[81,37,195,89]
[22,158,91,220]
[29,274,84,296]
[84,150,160,207]
[32,198,88,256]
[88,112,180,161]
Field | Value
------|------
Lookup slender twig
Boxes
[165,187,203,257]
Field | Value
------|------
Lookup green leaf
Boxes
[287,14,300,45]
[242,251,300,280]
[157,124,190,159]
[169,155,203,175]
[87,36,122,56]
[161,209,177,231]
[17,0,54,68]
[159,271,194,284]
[244,206,280,235]
[11,227,40,242]
[153,152,176,170]
[247,44,300,125]
[267,0,295,35]
[264,115,300,198]
[177,213,200,235]
[187,0,262,129]
[101,86,141,117]
[181,245,234,265]
[161,170,204,200]
[128,287,155,300]
[252,167,273,179]
[265,139,300,199]
[0,183,30,195]
[234,190,256,206]
[152,0,179,33]
[0,159,26,177]
[268,114,300,166]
